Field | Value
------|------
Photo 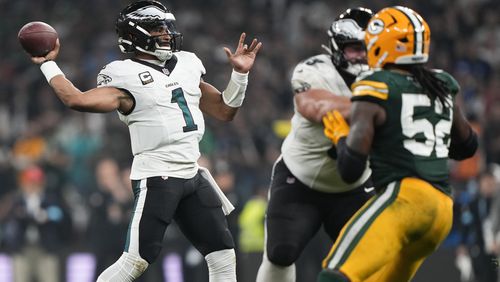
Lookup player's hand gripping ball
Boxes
[18,21,58,57]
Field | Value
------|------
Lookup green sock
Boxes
[317,269,349,282]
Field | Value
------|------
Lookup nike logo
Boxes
[364,187,375,193]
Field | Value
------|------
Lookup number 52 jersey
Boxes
[351,69,460,195]
[97,51,206,180]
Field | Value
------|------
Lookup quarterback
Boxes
[26,1,261,281]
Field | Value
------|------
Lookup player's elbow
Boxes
[63,96,93,112]
[64,97,82,110]
[449,128,478,160]
[220,114,235,122]
[224,110,237,121]
[216,105,238,121]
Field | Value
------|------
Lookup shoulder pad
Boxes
[351,71,389,101]
[176,51,206,75]
[97,60,131,87]
[432,69,460,96]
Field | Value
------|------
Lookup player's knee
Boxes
[317,269,351,282]
[267,243,300,266]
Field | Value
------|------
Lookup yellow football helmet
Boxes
[365,6,430,68]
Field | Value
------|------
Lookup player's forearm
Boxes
[200,71,247,121]
[39,60,86,110]
[448,127,478,160]
[49,76,121,113]
[200,93,239,121]
[296,99,324,123]
[217,104,239,121]
[199,88,237,121]
[296,92,351,123]
[49,75,86,109]
[336,138,368,184]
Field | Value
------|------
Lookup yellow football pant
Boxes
[322,177,453,282]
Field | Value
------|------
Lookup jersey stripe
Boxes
[125,179,147,254]
[352,80,389,90]
[394,6,423,56]
[352,89,389,100]
[326,182,399,269]
[352,80,389,100]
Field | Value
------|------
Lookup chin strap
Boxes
[135,45,173,61]
[321,44,333,55]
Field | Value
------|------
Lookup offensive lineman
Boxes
[25,1,261,281]
[256,8,374,282]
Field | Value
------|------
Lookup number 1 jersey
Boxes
[97,51,206,180]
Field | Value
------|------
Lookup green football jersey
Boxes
[351,69,460,195]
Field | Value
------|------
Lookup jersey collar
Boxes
[132,55,178,76]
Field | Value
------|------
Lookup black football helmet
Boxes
[115,0,182,61]
[325,7,373,75]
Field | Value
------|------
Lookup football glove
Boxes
[323,110,350,145]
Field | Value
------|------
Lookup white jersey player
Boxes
[256,7,374,282]
[27,1,261,282]
[282,52,371,193]
[98,52,207,180]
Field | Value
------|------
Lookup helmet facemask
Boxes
[323,7,373,76]
[116,0,183,61]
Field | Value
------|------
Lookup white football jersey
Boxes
[97,51,206,180]
[281,54,371,193]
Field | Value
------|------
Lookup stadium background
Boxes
[0,0,499,281]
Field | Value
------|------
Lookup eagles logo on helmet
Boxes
[324,7,373,76]
[115,0,182,61]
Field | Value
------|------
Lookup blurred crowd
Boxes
[1,0,500,281]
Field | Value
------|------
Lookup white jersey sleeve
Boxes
[281,54,371,193]
[97,51,207,180]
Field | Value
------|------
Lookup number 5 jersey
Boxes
[351,69,460,195]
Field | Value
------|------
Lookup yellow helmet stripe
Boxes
[394,6,424,56]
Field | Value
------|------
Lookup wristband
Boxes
[222,69,248,108]
[40,61,65,83]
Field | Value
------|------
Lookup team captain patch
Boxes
[139,71,154,85]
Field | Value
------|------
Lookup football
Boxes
[18,21,58,57]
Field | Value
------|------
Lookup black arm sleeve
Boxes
[336,138,368,184]
[448,128,478,161]
[327,145,337,159]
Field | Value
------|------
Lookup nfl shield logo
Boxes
[162,68,170,75]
